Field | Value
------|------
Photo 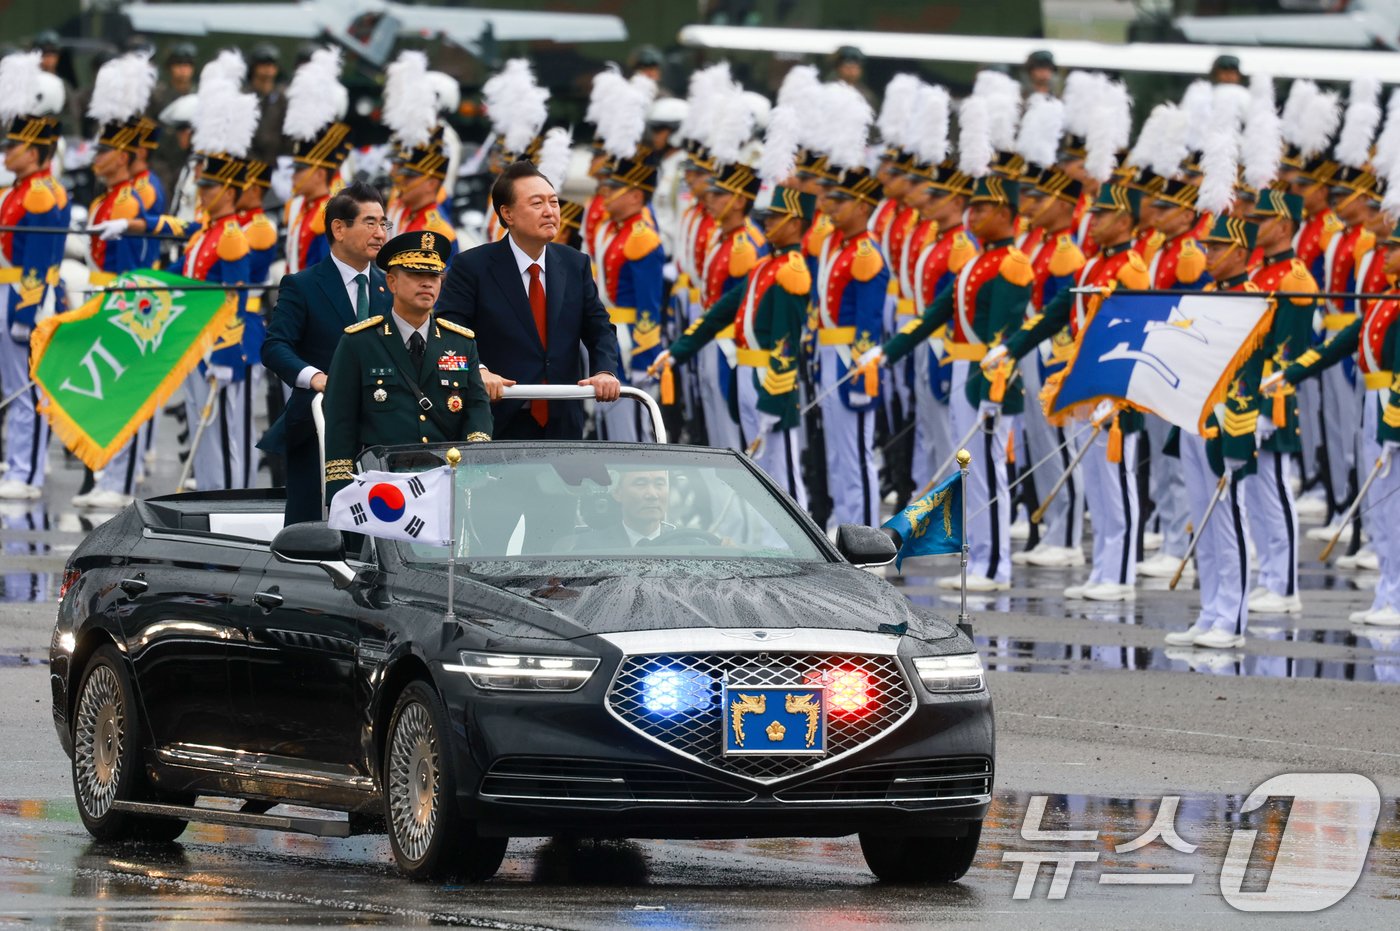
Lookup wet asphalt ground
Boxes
[1,423,1398,927]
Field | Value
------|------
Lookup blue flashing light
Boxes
[641,667,712,715]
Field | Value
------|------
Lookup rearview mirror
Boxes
[834,524,898,568]
[271,522,357,588]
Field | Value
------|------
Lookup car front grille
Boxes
[606,652,915,783]
[480,757,755,803]
[772,757,992,804]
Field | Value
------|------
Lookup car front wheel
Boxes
[384,680,506,881]
[859,823,982,883]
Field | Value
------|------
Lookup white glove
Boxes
[208,364,236,385]
[757,411,782,434]
[1225,457,1249,475]
[1256,417,1277,441]
[1092,400,1115,423]
[1383,440,1400,458]
[977,400,1002,425]
[9,323,32,342]
[847,391,874,408]
[89,219,130,241]
[662,260,678,283]
[858,346,884,368]
[1261,370,1286,394]
[980,344,1009,371]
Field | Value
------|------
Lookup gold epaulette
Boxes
[310,201,327,236]
[325,459,354,482]
[216,220,250,262]
[345,315,383,334]
[1118,251,1151,290]
[437,319,476,339]
[109,187,139,221]
[729,231,759,277]
[245,213,277,251]
[1048,235,1086,278]
[776,251,811,296]
[999,247,1035,287]
[1320,212,1344,250]
[851,238,884,282]
[133,175,157,210]
[806,214,833,257]
[624,221,662,262]
[948,231,977,273]
[22,178,58,214]
[1354,229,1377,267]
[1143,230,1165,263]
[422,209,457,240]
[1176,238,1206,284]
[466,432,491,443]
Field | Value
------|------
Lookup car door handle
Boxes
[118,578,147,597]
[253,591,284,610]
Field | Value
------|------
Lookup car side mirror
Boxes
[834,523,898,568]
[270,522,357,588]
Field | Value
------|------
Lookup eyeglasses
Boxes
[358,218,393,232]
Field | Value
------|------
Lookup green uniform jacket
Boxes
[882,237,1033,414]
[1383,319,1400,444]
[1251,252,1319,454]
[1283,318,1360,387]
[668,245,809,430]
[323,313,492,502]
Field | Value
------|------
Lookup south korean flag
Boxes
[328,466,452,545]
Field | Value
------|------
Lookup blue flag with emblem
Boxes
[882,471,963,571]
[1045,292,1274,434]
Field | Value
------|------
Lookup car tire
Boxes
[384,680,506,881]
[71,644,188,843]
[859,822,982,883]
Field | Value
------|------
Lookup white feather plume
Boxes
[1180,80,1214,153]
[972,69,1021,151]
[1061,70,1099,139]
[1198,116,1239,216]
[1280,80,1314,145]
[590,64,650,160]
[1128,103,1168,168]
[1212,83,1252,132]
[1243,75,1282,191]
[1294,85,1341,160]
[88,51,156,125]
[877,73,922,150]
[822,81,874,171]
[383,51,439,149]
[958,96,994,178]
[1373,90,1400,182]
[1015,93,1064,170]
[1144,103,1190,179]
[1382,171,1400,221]
[676,61,732,147]
[483,58,548,155]
[1336,76,1382,169]
[283,47,346,142]
[759,103,802,184]
[0,51,42,122]
[192,70,259,158]
[535,126,573,190]
[200,49,246,89]
[1084,78,1131,183]
[707,74,754,166]
[909,83,951,167]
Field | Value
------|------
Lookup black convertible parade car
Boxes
[49,417,994,884]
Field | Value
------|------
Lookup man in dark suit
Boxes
[260,181,392,524]
[437,160,622,439]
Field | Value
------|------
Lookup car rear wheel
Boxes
[72,644,187,843]
[859,823,982,883]
[384,680,506,881]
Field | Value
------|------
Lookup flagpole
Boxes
[445,447,461,624]
[1070,287,1395,301]
[957,448,971,631]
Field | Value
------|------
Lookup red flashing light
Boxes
[805,667,873,714]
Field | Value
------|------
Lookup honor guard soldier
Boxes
[868,173,1035,590]
[131,117,167,269]
[282,47,353,275]
[323,230,491,503]
[382,51,458,258]
[0,52,68,500]
[1241,189,1320,615]
[988,182,1151,600]
[78,51,161,508]
[236,159,279,286]
[1166,216,1267,650]
[658,185,814,505]
[670,141,718,439]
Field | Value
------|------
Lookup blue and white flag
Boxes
[882,471,963,571]
[327,466,452,545]
[1047,292,1273,434]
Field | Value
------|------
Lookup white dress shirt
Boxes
[506,233,548,298]
[391,310,432,349]
[295,252,374,389]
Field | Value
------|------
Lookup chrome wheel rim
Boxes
[74,665,124,818]
[388,700,438,862]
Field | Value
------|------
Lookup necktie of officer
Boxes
[527,263,548,427]
[408,331,425,368]
[353,273,369,321]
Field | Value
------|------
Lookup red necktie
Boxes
[528,263,548,427]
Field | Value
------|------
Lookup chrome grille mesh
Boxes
[606,652,914,782]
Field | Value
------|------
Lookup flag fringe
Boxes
[1197,299,1276,437]
[30,280,240,471]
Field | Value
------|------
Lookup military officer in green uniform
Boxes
[323,230,492,503]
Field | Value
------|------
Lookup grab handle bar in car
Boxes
[312,393,327,518]
[499,385,667,444]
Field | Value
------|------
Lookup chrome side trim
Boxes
[479,790,757,804]
[597,627,902,656]
[155,744,375,793]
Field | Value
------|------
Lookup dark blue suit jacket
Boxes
[437,237,621,439]
[259,255,391,452]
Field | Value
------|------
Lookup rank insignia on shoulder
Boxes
[776,251,811,296]
[999,247,1035,287]
[1176,238,1206,284]
[437,319,475,339]
[1048,235,1086,278]
[345,315,384,334]
[948,231,977,273]
[624,221,662,261]
[851,238,884,282]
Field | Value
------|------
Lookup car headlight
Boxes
[912,654,985,693]
[445,651,600,692]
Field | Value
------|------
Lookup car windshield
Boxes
[376,444,826,564]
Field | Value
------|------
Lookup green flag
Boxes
[30,269,238,470]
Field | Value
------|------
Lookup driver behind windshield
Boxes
[602,468,675,547]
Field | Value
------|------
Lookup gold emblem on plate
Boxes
[765,720,787,742]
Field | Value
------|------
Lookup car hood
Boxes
[444,559,957,643]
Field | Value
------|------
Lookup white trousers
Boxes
[949,359,1011,583]
[1296,377,1322,487]
[1081,428,1138,586]
[1244,449,1299,598]
[736,364,806,509]
[697,341,742,452]
[1319,360,1362,516]
[0,327,49,487]
[817,344,880,528]
[1020,363,1083,550]
[183,370,253,490]
[911,342,953,493]
[1362,390,1400,612]
[1145,414,1189,558]
[1181,432,1252,636]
